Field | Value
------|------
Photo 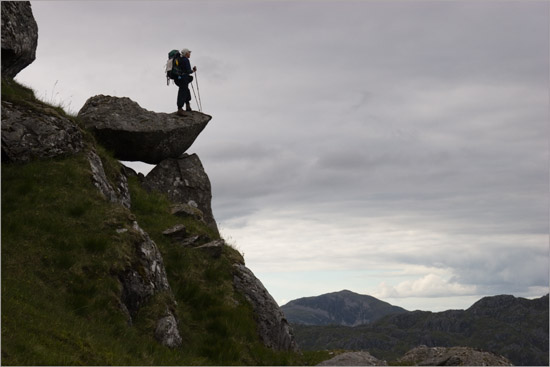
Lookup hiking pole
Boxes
[195,70,203,112]
[190,82,200,112]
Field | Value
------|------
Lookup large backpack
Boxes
[165,49,184,85]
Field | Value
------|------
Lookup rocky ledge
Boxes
[78,95,211,164]
[1,100,84,163]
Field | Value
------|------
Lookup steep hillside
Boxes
[292,294,549,366]
[281,290,408,326]
[1,79,327,365]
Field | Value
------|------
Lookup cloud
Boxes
[375,274,478,299]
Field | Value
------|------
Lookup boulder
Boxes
[196,239,225,259]
[233,264,298,352]
[154,313,183,349]
[162,224,187,242]
[317,351,387,366]
[143,154,218,233]
[171,202,205,222]
[1,100,84,163]
[397,346,513,366]
[1,1,38,79]
[77,95,211,164]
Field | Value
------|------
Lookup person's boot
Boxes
[177,107,185,116]
[185,102,192,111]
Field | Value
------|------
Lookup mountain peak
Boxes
[282,290,408,326]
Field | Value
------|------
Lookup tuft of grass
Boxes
[2,78,71,118]
[37,80,77,117]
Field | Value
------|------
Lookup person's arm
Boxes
[183,58,195,74]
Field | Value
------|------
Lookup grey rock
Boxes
[1,1,38,79]
[1,101,84,163]
[196,239,224,258]
[154,313,183,348]
[397,346,513,366]
[162,224,187,242]
[171,202,205,222]
[118,222,182,348]
[87,150,131,209]
[233,264,298,351]
[177,235,201,247]
[77,95,211,164]
[143,154,218,233]
[317,351,387,366]
[119,221,173,318]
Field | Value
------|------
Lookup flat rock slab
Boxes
[78,95,211,164]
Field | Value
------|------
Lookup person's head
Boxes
[181,48,191,58]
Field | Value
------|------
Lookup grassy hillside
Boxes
[1,81,330,365]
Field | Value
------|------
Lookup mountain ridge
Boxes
[291,293,549,366]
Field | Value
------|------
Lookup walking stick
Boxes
[190,82,200,112]
[195,70,203,112]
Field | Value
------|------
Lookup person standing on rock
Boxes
[175,48,197,115]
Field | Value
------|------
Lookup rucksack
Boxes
[165,49,184,85]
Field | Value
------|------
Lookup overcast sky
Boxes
[16,0,549,311]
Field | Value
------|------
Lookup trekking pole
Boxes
[190,82,200,112]
[195,70,203,112]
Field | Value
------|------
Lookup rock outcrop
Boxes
[397,345,513,366]
[233,264,298,352]
[77,95,211,164]
[317,351,386,366]
[143,154,218,233]
[1,2,83,163]
[118,221,182,348]
[87,150,131,208]
[1,1,38,79]
[1,100,84,163]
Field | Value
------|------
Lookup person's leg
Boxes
[175,79,186,115]
[184,75,193,111]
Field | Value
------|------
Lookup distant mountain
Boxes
[281,290,408,326]
[292,294,549,366]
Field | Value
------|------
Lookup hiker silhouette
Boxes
[174,48,197,115]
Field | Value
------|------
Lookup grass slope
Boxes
[1,81,330,365]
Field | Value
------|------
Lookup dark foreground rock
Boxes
[317,351,386,366]
[118,221,182,348]
[397,345,513,366]
[143,154,218,233]
[77,95,211,164]
[1,1,38,79]
[87,149,131,209]
[1,100,84,163]
[233,264,298,352]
